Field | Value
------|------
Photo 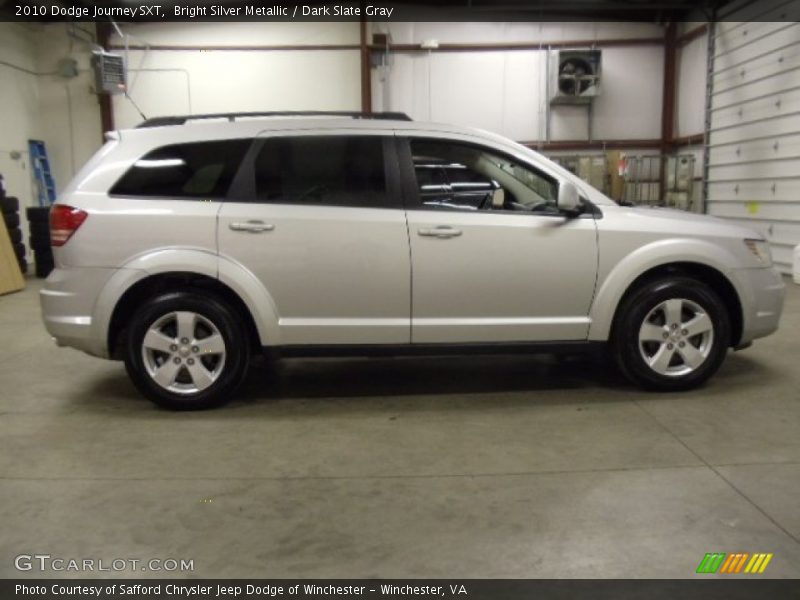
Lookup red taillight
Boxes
[50,205,88,247]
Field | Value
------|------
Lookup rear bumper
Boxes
[731,266,785,345]
[40,267,119,358]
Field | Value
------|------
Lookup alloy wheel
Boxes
[141,311,227,395]
[638,298,715,377]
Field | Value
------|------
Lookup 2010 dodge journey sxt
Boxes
[40,111,785,409]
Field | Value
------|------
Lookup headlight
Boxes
[744,239,772,266]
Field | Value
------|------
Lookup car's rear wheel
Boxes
[124,292,249,410]
[611,277,731,391]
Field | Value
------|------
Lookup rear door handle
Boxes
[229,220,274,233]
[418,226,462,239]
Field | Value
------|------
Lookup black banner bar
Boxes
[3,0,800,23]
[3,579,800,600]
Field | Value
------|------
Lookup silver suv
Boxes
[40,111,785,409]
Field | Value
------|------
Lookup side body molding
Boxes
[588,238,745,341]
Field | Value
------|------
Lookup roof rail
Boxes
[136,111,412,128]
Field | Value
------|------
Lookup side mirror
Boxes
[557,181,581,213]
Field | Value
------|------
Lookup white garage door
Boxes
[706,2,800,274]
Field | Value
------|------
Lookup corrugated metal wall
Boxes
[706,3,800,274]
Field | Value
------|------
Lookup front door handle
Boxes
[229,220,274,233]
[418,226,463,239]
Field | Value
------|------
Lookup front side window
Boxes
[253,136,388,208]
[111,139,252,198]
[410,139,558,213]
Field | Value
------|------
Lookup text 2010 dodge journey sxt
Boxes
[40,111,785,409]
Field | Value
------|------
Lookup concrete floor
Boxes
[1,278,799,579]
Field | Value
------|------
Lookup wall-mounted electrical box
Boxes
[91,50,126,95]
[57,58,79,79]
[550,49,601,105]
[371,32,393,68]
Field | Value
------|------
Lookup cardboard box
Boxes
[0,218,25,295]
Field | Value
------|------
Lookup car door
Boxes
[401,136,599,344]
[217,131,411,346]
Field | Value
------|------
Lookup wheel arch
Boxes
[106,272,262,360]
[92,249,281,359]
[594,261,743,348]
[588,235,749,344]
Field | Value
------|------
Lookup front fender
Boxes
[588,238,744,341]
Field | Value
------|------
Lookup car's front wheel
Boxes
[124,292,249,410]
[611,277,731,391]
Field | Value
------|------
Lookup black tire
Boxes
[610,277,731,391]
[1,196,19,213]
[124,292,249,410]
[18,257,28,275]
[12,242,25,260]
[26,206,50,223]
[8,227,22,244]
[33,253,55,270]
[35,258,54,278]
[34,245,53,258]
[30,237,51,252]
[3,212,19,229]
[29,220,49,239]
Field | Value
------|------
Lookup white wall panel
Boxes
[112,49,361,130]
[0,23,40,212]
[706,6,800,274]
[374,30,664,143]
[676,33,708,137]
[107,22,362,130]
[590,46,663,140]
[373,49,546,140]
[429,51,518,135]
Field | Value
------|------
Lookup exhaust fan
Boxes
[550,49,601,105]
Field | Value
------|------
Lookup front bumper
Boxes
[730,266,786,346]
[40,267,119,358]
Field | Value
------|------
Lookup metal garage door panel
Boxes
[711,87,800,129]
[714,22,797,59]
[714,23,799,78]
[708,132,800,164]
[718,216,800,240]
[707,199,800,220]
[706,4,800,274]
[717,5,798,28]
[713,67,800,110]
[708,179,800,202]
[713,47,800,97]
[708,158,800,181]
[709,113,800,145]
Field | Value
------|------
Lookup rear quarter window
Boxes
[110,139,252,198]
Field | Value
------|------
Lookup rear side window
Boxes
[253,136,389,208]
[110,139,252,198]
